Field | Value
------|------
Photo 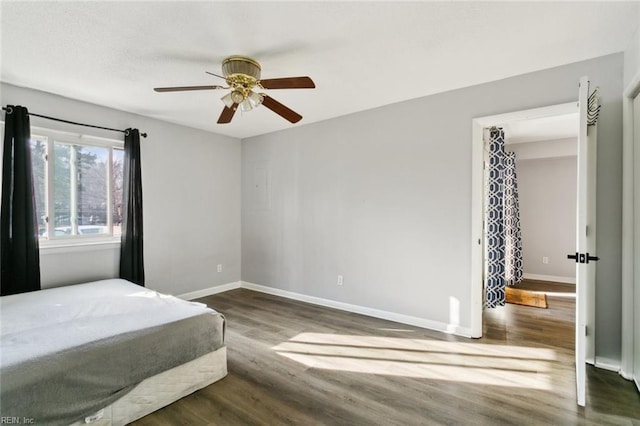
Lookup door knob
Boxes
[567,252,600,264]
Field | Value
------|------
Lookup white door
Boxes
[633,90,640,391]
[574,76,598,407]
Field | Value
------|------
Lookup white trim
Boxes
[624,71,640,99]
[31,124,124,148]
[177,280,475,337]
[241,281,474,338]
[594,357,621,373]
[177,281,241,301]
[522,273,576,284]
[621,370,635,381]
[26,124,125,244]
[470,102,578,340]
[621,72,640,383]
[39,238,120,254]
[470,120,484,338]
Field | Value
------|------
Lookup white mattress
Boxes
[1,279,227,425]
[1,278,215,369]
[69,347,228,426]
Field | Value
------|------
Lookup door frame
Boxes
[621,71,640,386]
[469,102,585,342]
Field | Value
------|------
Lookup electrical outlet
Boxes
[542,257,549,264]
[217,264,222,273]
[337,275,344,286]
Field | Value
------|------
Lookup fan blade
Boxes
[261,95,302,123]
[154,85,224,92]
[259,77,315,89]
[217,104,238,124]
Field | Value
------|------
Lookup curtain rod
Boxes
[2,106,147,138]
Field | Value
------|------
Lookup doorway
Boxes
[475,107,580,329]
[501,116,578,291]
[471,78,600,408]
[470,102,582,337]
[492,117,579,345]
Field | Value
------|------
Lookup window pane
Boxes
[76,145,109,235]
[29,136,48,238]
[112,148,124,237]
[53,142,72,233]
[52,142,109,236]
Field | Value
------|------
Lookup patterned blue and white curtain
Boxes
[503,152,523,287]
[485,128,523,308]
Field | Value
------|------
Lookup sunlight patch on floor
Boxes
[273,333,556,390]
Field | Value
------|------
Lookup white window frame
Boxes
[1,121,124,249]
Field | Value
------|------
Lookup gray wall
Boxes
[242,53,624,361]
[516,156,577,280]
[1,83,242,296]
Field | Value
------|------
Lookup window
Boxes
[27,127,124,242]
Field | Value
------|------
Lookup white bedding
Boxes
[0,278,214,368]
[0,279,226,426]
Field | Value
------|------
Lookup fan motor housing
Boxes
[222,56,261,80]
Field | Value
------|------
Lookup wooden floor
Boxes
[132,283,640,425]
[513,279,577,295]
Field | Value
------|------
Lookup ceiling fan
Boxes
[154,55,315,124]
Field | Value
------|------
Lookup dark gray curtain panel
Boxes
[1,105,41,295]
[119,128,145,286]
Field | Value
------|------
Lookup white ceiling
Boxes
[1,2,638,140]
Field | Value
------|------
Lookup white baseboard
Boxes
[241,281,473,338]
[594,357,621,373]
[177,281,241,301]
[616,370,639,392]
[620,370,635,381]
[523,273,575,284]
[619,369,639,392]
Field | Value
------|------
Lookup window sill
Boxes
[39,238,121,254]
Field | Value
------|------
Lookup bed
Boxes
[0,279,227,426]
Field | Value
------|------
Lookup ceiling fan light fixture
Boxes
[221,92,235,108]
[247,91,264,107]
[230,90,244,104]
[239,91,264,112]
[240,99,254,112]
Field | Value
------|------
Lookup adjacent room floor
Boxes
[133,284,640,425]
